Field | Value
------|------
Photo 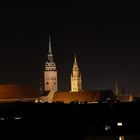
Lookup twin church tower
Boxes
[44,36,82,92]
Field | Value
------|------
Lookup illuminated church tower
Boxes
[44,36,58,92]
[71,54,82,92]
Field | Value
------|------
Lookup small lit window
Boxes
[105,125,110,131]
[117,122,123,126]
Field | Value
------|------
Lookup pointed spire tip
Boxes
[74,54,77,64]
[48,35,52,54]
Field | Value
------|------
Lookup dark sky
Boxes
[0,8,140,93]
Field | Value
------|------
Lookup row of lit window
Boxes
[46,77,56,80]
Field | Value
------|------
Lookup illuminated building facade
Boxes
[0,37,134,103]
[41,37,134,103]
[0,84,39,102]
[71,55,82,92]
[44,36,58,92]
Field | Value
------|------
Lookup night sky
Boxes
[1,8,140,93]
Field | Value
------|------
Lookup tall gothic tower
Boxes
[44,36,58,92]
[71,54,82,92]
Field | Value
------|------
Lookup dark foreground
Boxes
[0,101,140,140]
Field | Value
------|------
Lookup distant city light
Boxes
[14,116,22,120]
[0,117,5,121]
[119,136,125,140]
[117,122,123,126]
[35,99,39,103]
[40,99,43,103]
[105,125,110,131]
